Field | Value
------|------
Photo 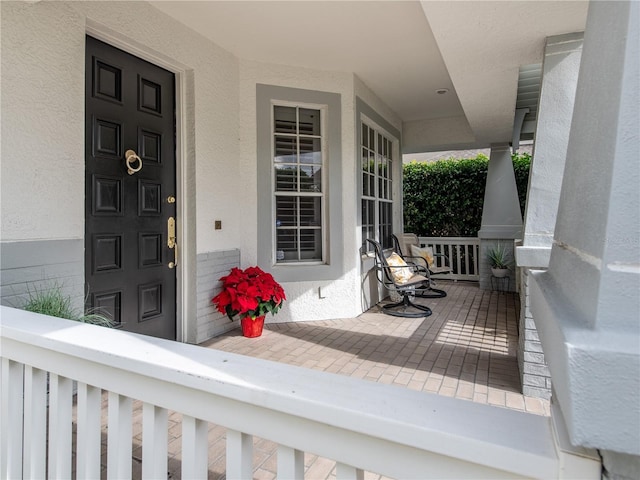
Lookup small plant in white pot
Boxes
[486,243,512,278]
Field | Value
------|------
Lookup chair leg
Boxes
[382,294,432,318]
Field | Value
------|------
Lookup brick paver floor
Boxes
[202,281,549,416]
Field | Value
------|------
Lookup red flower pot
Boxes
[241,315,265,338]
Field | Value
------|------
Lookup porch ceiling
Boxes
[150,0,588,151]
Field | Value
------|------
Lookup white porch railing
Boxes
[1,306,597,479]
[419,236,481,281]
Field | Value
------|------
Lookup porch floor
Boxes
[202,281,549,416]
[86,282,550,479]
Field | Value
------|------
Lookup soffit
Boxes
[150,0,588,149]
[150,0,462,122]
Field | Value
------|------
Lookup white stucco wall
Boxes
[1,1,240,251]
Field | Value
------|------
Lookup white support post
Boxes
[107,392,133,480]
[142,403,168,479]
[336,462,365,480]
[24,366,47,479]
[277,445,304,480]
[181,415,208,479]
[1,359,24,480]
[48,373,73,479]
[227,429,253,480]
[76,383,102,479]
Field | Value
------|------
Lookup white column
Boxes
[478,144,523,240]
[529,0,639,470]
[478,144,523,290]
[517,32,584,268]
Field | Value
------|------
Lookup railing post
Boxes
[48,373,73,479]
[107,392,133,480]
[24,366,47,479]
[142,403,169,479]
[182,415,208,479]
[277,445,304,479]
[1,358,24,480]
[227,429,253,480]
[76,383,102,479]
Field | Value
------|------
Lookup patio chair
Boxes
[366,239,432,318]
[391,233,451,298]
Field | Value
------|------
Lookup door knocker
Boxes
[125,149,143,175]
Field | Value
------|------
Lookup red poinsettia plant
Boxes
[212,266,286,321]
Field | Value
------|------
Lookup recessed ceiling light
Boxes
[436,88,449,95]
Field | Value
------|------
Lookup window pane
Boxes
[274,106,297,133]
[300,229,322,260]
[276,229,298,262]
[299,108,321,136]
[274,136,297,163]
[276,196,297,226]
[299,137,321,164]
[362,124,368,148]
[275,165,297,191]
[300,165,322,192]
[299,197,321,226]
[379,202,392,248]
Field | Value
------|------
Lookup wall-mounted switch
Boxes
[318,286,326,299]
[215,220,222,230]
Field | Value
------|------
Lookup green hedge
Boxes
[403,153,531,237]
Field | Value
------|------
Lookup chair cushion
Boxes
[410,244,434,268]
[386,252,414,284]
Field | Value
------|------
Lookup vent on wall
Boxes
[516,63,542,141]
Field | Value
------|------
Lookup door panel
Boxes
[85,36,176,340]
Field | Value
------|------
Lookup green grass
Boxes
[22,284,114,327]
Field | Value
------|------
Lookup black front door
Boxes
[85,36,177,340]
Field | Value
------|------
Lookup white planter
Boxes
[491,267,509,278]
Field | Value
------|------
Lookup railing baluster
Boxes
[48,373,73,479]
[107,392,133,480]
[336,462,365,480]
[1,359,24,480]
[76,382,102,479]
[182,415,208,479]
[277,445,304,479]
[227,429,253,480]
[24,366,47,479]
[142,403,168,479]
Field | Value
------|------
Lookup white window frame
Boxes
[271,100,328,265]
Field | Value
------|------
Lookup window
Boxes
[273,105,325,263]
[361,121,394,250]
[257,84,342,282]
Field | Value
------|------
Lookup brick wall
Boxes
[518,268,552,399]
[196,249,241,343]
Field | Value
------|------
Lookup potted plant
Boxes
[486,243,512,278]
[212,266,286,338]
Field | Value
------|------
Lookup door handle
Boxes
[168,216,178,269]
[125,149,143,175]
